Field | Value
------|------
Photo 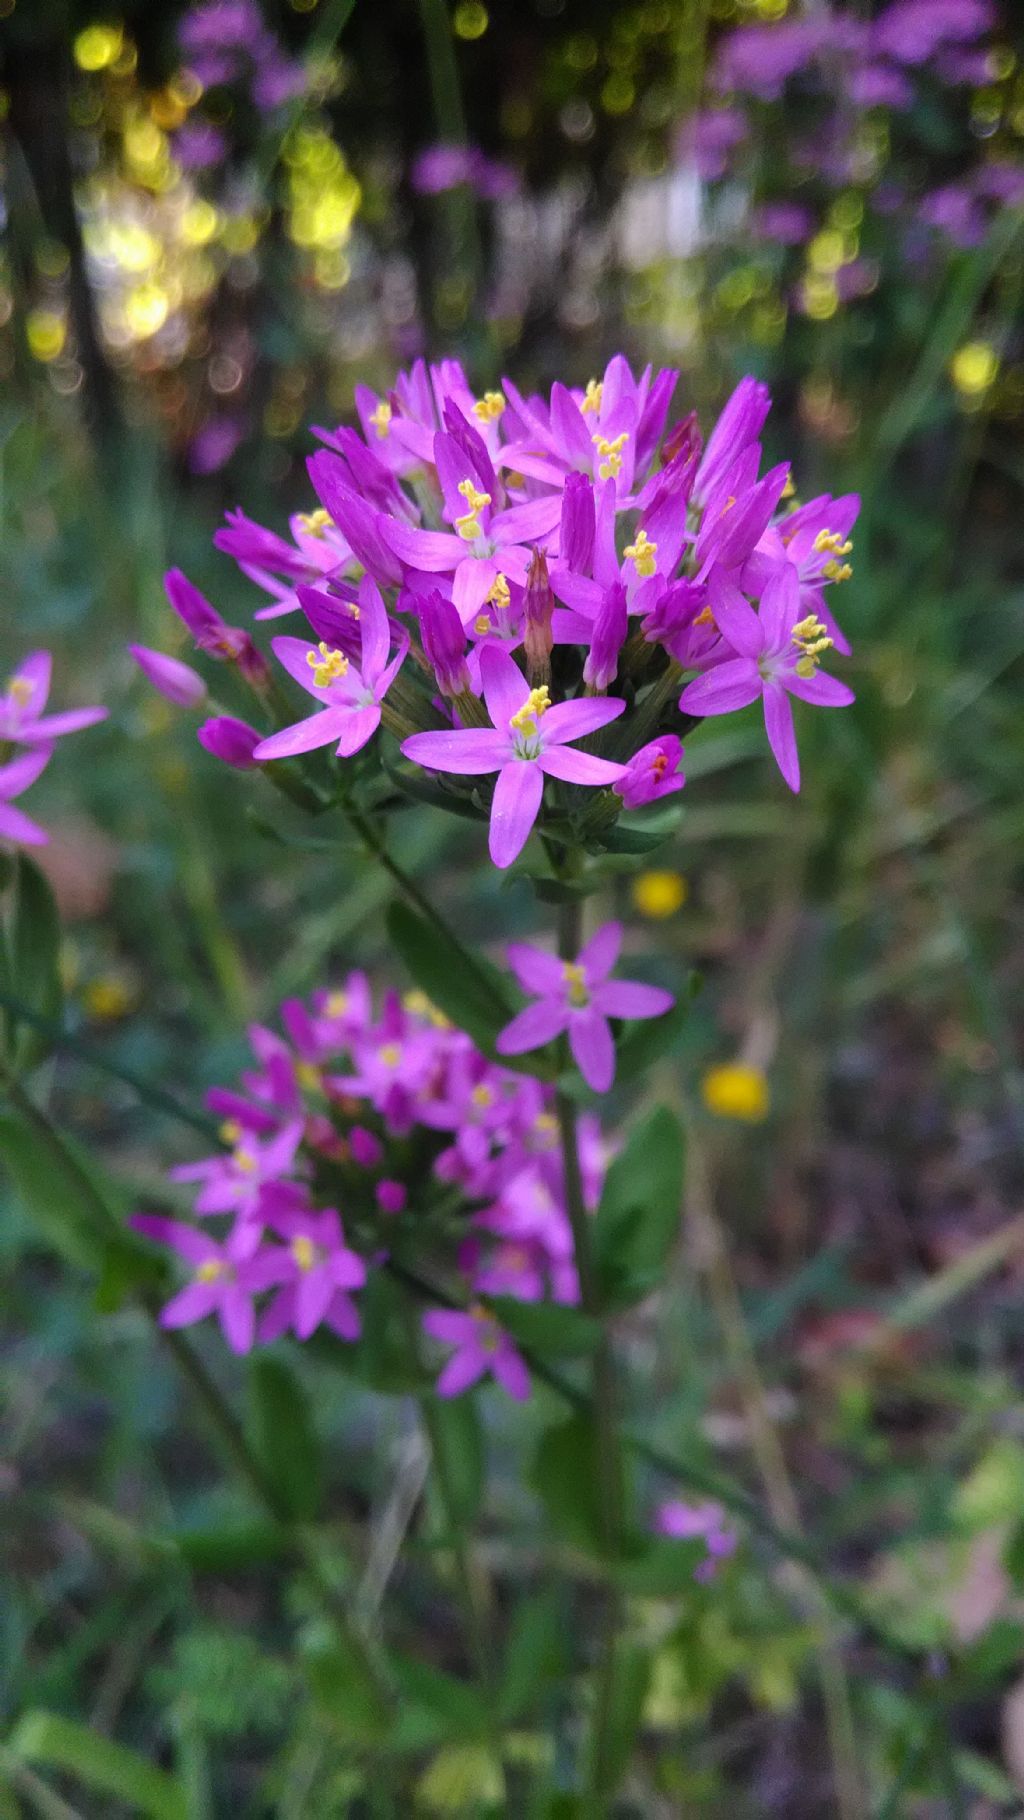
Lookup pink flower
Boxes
[254,576,407,761]
[614,735,685,809]
[422,1305,530,1400]
[257,1208,366,1343]
[401,645,626,869]
[130,1215,285,1355]
[653,1499,738,1581]
[0,652,107,745]
[0,744,53,846]
[678,567,854,793]
[496,921,675,1093]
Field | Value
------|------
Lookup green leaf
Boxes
[246,1357,323,1522]
[425,1392,485,1529]
[593,1106,686,1309]
[614,1537,706,1596]
[8,1711,187,1820]
[531,1413,626,1557]
[390,1657,489,1742]
[387,899,515,1054]
[486,1296,599,1358]
[302,1638,392,1746]
[498,1589,568,1723]
[5,855,62,1066]
[591,1642,652,1796]
[0,1110,113,1271]
[383,758,488,823]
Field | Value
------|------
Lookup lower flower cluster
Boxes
[132,974,609,1392]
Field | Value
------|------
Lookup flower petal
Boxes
[255,710,353,760]
[436,1346,487,1397]
[335,705,381,756]
[783,669,855,708]
[505,941,565,994]
[358,574,390,679]
[595,981,675,1020]
[578,920,622,982]
[568,1007,615,1093]
[496,998,570,1055]
[489,760,544,868]
[479,643,529,730]
[492,1343,531,1401]
[678,659,762,716]
[402,729,506,774]
[763,684,800,791]
[538,747,625,786]
[541,696,626,742]
[707,576,763,659]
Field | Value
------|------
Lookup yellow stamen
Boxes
[791,613,834,678]
[781,473,796,500]
[219,1119,242,1145]
[454,478,492,541]
[592,431,628,481]
[296,1061,321,1092]
[324,991,348,1018]
[291,1235,316,1271]
[623,527,658,577]
[296,508,333,538]
[812,529,853,557]
[486,572,510,610]
[694,604,715,627]
[306,641,349,688]
[822,559,852,583]
[471,1084,494,1108]
[562,961,589,1008]
[196,1258,225,1283]
[233,1147,257,1174]
[472,390,505,423]
[581,378,603,414]
[474,614,492,635]
[7,677,32,704]
[379,1043,402,1067]
[509,685,551,739]
[368,400,392,438]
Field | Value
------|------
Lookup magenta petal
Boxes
[763,684,800,791]
[24,707,107,740]
[255,710,352,760]
[493,1344,531,1401]
[436,1347,487,1397]
[539,747,625,786]
[479,643,529,730]
[489,760,544,868]
[11,650,52,712]
[358,574,390,678]
[325,1292,361,1341]
[595,981,675,1020]
[220,1286,255,1354]
[296,1269,335,1339]
[0,803,49,845]
[784,670,855,707]
[505,941,565,994]
[496,998,570,1055]
[0,743,52,797]
[335,705,381,756]
[678,659,762,716]
[578,920,622,982]
[707,578,764,659]
[424,1308,475,1345]
[541,696,625,742]
[402,728,506,774]
[759,563,800,646]
[160,1282,220,1328]
[569,1007,616,1093]
[131,1213,219,1264]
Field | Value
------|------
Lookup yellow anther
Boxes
[402,989,450,1027]
[822,559,852,583]
[379,1043,402,1067]
[454,478,492,541]
[7,677,32,704]
[296,508,333,538]
[534,1112,557,1137]
[592,431,628,480]
[813,528,853,558]
[219,1119,242,1145]
[581,378,603,414]
[368,400,392,437]
[291,1235,316,1271]
[780,473,796,500]
[472,390,506,423]
[791,613,834,677]
[233,1147,257,1175]
[510,685,551,738]
[469,1302,501,1349]
[296,1061,322,1092]
[471,1083,494,1108]
[196,1258,225,1283]
[324,991,348,1018]
[487,572,510,610]
[720,494,737,516]
[694,604,715,627]
[562,960,589,1007]
[306,641,349,687]
[623,527,658,577]
[474,614,492,635]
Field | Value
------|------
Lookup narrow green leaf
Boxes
[0,1111,111,1270]
[246,1357,322,1522]
[387,899,514,1054]
[592,1642,652,1796]
[425,1392,484,1529]
[498,1589,568,1723]
[303,1640,392,1746]
[593,1106,686,1308]
[6,855,62,1066]
[531,1413,606,1556]
[389,1657,489,1742]
[8,1711,187,1820]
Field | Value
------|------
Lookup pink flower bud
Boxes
[129,644,207,709]
[523,548,554,682]
[196,716,262,768]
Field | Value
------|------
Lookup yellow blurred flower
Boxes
[701,1064,769,1122]
[632,870,688,919]
[950,341,998,397]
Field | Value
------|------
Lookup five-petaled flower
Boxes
[255,575,408,761]
[496,920,675,1092]
[402,645,627,868]
[422,1304,531,1400]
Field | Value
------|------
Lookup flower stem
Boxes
[554,893,626,1807]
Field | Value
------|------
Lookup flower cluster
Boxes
[173,0,308,170]
[132,976,610,1394]
[0,652,107,847]
[170,356,854,863]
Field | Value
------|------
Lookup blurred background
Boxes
[2,0,1024,1812]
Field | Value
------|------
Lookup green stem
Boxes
[555,894,626,1807]
[418,1391,495,1699]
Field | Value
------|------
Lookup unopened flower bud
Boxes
[523,548,554,685]
[129,644,206,709]
[584,582,628,691]
[164,568,269,689]
[560,472,595,574]
[419,589,470,699]
[196,715,262,768]
[662,410,702,468]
